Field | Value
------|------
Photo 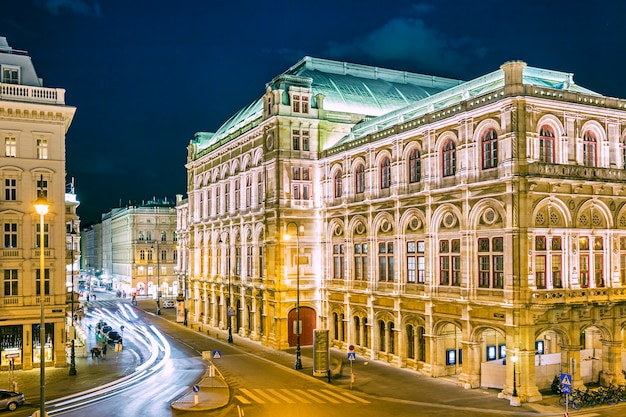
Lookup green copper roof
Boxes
[192,57,464,153]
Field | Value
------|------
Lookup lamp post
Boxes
[34,182,49,417]
[68,228,77,376]
[283,222,302,370]
[510,353,520,406]
[152,242,161,315]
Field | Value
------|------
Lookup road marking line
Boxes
[320,389,356,403]
[235,395,251,404]
[239,388,265,404]
[267,389,296,403]
[293,389,326,403]
[280,389,310,403]
[253,389,280,404]
[308,389,341,404]
[340,391,370,404]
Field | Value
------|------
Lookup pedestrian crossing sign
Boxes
[560,373,572,386]
[347,352,356,361]
[212,350,222,359]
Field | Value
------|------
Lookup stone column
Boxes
[560,345,584,389]
[599,340,626,386]
[459,341,481,389]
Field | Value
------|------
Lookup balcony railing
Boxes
[0,83,66,105]
[530,287,626,304]
[528,162,626,182]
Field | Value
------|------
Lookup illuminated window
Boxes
[579,236,604,288]
[292,94,309,114]
[482,129,498,169]
[37,139,48,159]
[2,66,19,84]
[4,137,16,157]
[540,126,555,163]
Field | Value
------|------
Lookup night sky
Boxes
[3,1,626,225]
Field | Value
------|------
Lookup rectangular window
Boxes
[552,254,562,288]
[302,130,309,151]
[4,223,17,248]
[378,242,394,281]
[257,173,263,204]
[259,246,264,278]
[247,246,253,277]
[5,137,16,157]
[36,178,48,199]
[37,139,48,159]
[536,255,546,289]
[440,239,460,286]
[2,67,19,84]
[594,254,604,287]
[406,240,424,284]
[333,244,345,279]
[292,129,300,150]
[3,269,18,296]
[354,243,368,280]
[224,183,230,212]
[493,255,504,288]
[35,268,50,295]
[292,129,310,151]
[235,246,241,275]
[36,223,49,248]
[293,167,300,180]
[4,178,17,201]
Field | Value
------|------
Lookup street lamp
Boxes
[151,242,161,315]
[283,222,302,370]
[34,181,49,417]
[68,227,77,376]
[511,354,519,398]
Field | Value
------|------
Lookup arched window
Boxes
[355,164,365,193]
[539,126,555,163]
[482,129,498,169]
[582,131,597,167]
[380,157,391,189]
[408,149,421,183]
[443,140,456,177]
[334,170,342,198]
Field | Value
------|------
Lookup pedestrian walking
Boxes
[102,343,107,359]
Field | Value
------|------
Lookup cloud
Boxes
[323,16,488,77]
[34,0,101,17]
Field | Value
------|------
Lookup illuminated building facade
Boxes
[0,37,76,369]
[179,57,626,402]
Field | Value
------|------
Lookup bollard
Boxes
[194,392,198,405]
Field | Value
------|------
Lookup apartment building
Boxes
[0,37,76,369]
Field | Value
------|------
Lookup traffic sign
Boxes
[561,385,570,394]
[4,353,19,358]
[228,307,235,317]
[560,373,572,386]
[348,345,355,351]
[193,384,200,392]
[212,350,222,359]
[347,352,356,361]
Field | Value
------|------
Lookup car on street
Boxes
[0,389,25,411]
[106,331,122,344]
[162,300,175,308]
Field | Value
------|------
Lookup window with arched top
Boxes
[408,149,421,183]
[442,140,456,177]
[334,170,342,198]
[481,129,498,169]
[380,157,391,189]
[582,131,597,167]
[539,126,555,163]
[355,164,365,193]
[622,138,626,169]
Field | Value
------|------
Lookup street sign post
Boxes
[348,350,356,389]
[560,373,572,415]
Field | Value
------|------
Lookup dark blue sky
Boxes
[4,1,626,224]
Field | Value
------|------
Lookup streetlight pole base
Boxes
[69,366,77,376]
[294,346,302,370]
[227,328,233,343]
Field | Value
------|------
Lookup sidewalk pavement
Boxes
[8,293,625,414]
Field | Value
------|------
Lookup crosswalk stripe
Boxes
[320,389,357,403]
[253,388,281,404]
[340,390,370,404]
[294,389,326,403]
[235,395,252,404]
[308,389,341,404]
[240,388,265,404]
[267,389,296,403]
[280,389,311,403]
